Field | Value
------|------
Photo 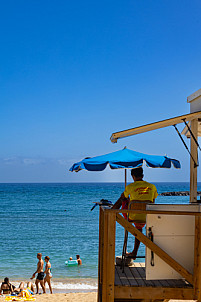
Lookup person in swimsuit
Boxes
[76,255,82,265]
[13,281,34,295]
[17,282,34,298]
[31,253,46,294]
[44,256,53,294]
[0,277,15,294]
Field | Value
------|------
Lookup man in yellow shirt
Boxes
[112,167,158,259]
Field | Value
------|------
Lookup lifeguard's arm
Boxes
[112,193,129,209]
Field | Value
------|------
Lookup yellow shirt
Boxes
[124,181,158,222]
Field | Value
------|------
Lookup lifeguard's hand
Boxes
[30,274,35,279]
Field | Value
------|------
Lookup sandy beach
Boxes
[0,295,196,302]
[0,292,97,302]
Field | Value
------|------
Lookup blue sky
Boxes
[1,0,201,182]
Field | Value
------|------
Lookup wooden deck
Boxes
[114,263,193,301]
[97,207,201,302]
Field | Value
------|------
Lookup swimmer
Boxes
[76,255,82,265]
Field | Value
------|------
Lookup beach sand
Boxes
[0,294,196,302]
[0,292,97,302]
[0,294,197,302]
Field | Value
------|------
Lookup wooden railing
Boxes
[98,206,201,302]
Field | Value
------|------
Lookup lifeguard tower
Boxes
[98,89,201,301]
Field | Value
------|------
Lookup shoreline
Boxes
[1,278,98,294]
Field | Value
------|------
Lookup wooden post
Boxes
[98,207,104,302]
[190,118,198,203]
[106,212,116,301]
[193,216,201,300]
[101,210,116,302]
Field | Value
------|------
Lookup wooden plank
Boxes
[124,266,139,286]
[110,111,201,142]
[98,207,104,302]
[129,266,146,287]
[106,212,116,302]
[115,265,130,286]
[112,209,201,216]
[164,279,177,288]
[135,266,155,287]
[116,213,193,284]
[193,216,201,300]
[136,262,164,287]
[190,118,198,203]
[172,279,189,288]
[157,279,171,287]
[115,267,122,286]
[114,286,194,300]
[101,210,108,302]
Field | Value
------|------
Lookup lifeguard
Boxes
[112,167,158,259]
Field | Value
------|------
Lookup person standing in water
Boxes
[31,253,46,294]
[76,255,82,265]
[44,256,53,294]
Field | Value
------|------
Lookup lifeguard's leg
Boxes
[127,227,143,259]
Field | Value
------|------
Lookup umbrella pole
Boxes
[124,169,127,189]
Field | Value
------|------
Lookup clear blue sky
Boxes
[1,0,201,183]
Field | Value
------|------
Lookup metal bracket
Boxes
[182,118,201,152]
[173,124,198,168]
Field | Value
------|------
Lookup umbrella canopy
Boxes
[69,148,181,172]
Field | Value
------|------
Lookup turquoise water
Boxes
[0,182,200,290]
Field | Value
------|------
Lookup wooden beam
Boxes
[111,209,201,216]
[101,211,116,302]
[98,207,104,302]
[106,212,116,301]
[190,118,198,203]
[116,213,193,284]
[110,111,201,142]
[101,209,109,302]
[114,286,194,300]
[193,216,201,300]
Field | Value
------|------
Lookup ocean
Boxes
[0,182,200,292]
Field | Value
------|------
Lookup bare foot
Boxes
[126,252,136,259]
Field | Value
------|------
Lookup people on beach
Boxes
[0,277,15,294]
[31,252,46,294]
[17,282,34,298]
[76,255,82,265]
[12,281,25,294]
[11,281,34,297]
[112,167,158,259]
[44,256,53,294]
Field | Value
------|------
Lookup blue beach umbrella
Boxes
[69,147,181,172]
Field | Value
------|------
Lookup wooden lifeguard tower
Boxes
[98,89,201,301]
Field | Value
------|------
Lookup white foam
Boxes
[51,281,97,290]
[12,280,98,290]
